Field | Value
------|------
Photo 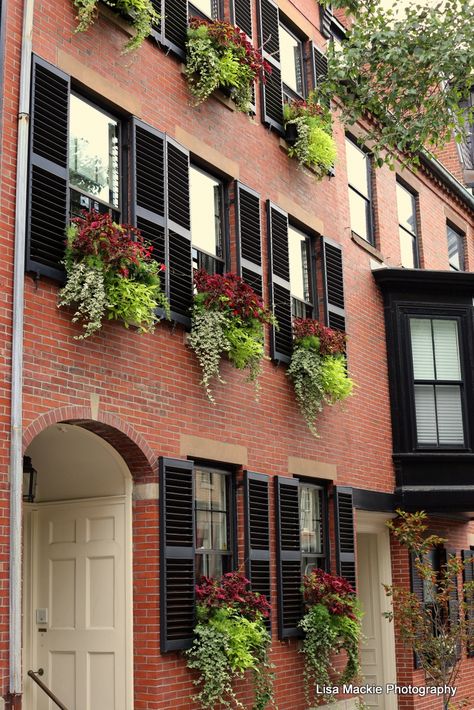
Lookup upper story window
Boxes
[69,94,120,219]
[279,22,304,100]
[409,317,465,447]
[299,483,327,576]
[447,223,465,272]
[190,165,225,274]
[195,466,233,580]
[189,0,220,19]
[289,224,313,318]
[396,181,419,269]
[346,136,373,244]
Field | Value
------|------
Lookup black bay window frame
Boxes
[346,133,374,247]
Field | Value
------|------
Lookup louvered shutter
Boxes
[258,0,283,131]
[334,486,356,591]
[322,237,346,332]
[27,56,70,280]
[233,0,252,36]
[244,472,271,627]
[235,183,262,297]
[159,457,195,652]
[462,550,474,657]
[319,3,333,39]
[154,0,187,59]
[275,476,302,639]
[409,551,424,669]
[442,548,461,660]
[267,201,292,362]
[166,138,192,323]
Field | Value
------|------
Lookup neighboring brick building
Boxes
[0,0,473,708]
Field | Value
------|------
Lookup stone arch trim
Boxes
[23,406,157,482]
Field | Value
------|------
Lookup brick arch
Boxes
[23,406,156,482]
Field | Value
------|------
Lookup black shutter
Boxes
[319,3,333,39]
[322,237,346,332]
[258,0,283,131]
[334,486,356,591]
[409,551,424,669]
[275,476,302,639]
[159,457,195,652]
[244,471,271,627]
[462,549,474,657]
[166,138,192,323]
[27,55,70,280]
[267,201,292,362]
[233,0,252,37]
[443,548,461,660]
[155,0,187,59]
[235,183,262,297]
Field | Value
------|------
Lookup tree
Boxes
[318,0,474,168]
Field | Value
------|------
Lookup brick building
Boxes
[0,0,473,707]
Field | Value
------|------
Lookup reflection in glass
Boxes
[279,24,303,95]
[300,486,322,555]
[399,228,416,269]
[289,226,310,303]
[69,95,119,207]
[190,0,214,18]
[346,139,370,198]
[349,190,369,241]
[190,166,223,272]
[396,182,418,267]
[447,224,464,271]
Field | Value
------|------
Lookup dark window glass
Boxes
[69,95,120,219]
[447,224,465,272]
[299,484,326,576]
[396,182,419,268]
[346,137,372,243]
[409,317,464,447]
[289,225,312,318]
[195,467,233,580]
[279,23,304,99]
[190,166,224,274]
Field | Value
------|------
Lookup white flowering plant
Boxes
[58,210,169,339]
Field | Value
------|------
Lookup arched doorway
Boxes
[22,423,134,710]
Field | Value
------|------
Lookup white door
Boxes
[32,499,127,710]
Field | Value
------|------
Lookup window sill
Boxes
[98,3,136,38]
[351,231,384,262]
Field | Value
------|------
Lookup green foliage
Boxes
[188,306,232,403]
[320,354,354,403]
[186,606,274,710]
[283,96,337,175]
[73,0,158,52]
[105,267,165,332]
[316,0,474,168]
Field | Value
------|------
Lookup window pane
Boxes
[69,95,119,207]
[212,512,228,550]
[196,554,224,580]
[279,25,303,95]
[190,0,214,16]
[190,166,223,258]
[346,139,370,197]
[433,320,461,380]
[300,486,322,555]
[349,189,370,241]
[447,225,464,271]
[289,226,310,302]
[436,385,464,445]
[396,183,416,235]
[196,509,212,549]
[410,319,435,379]
[414,384,438,444]
[399,228,416,268]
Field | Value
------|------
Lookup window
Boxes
[447,223,465,272]
[189,0,220,19]
[346,136,373,244]
[69,94,120,219]
[299,483,327,576]
[288,224,313,318]
[409,317,465,447]
[279,22,304,100]
[190,166,225,274]
[396,181,419,268]
[195,466,233,580]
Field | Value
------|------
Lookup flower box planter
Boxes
[73,0,158,51]
[283,92,337,177]
[284,121,298,146]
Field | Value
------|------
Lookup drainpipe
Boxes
[9,0,34,698]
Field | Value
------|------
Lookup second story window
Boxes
[299,483,326,576]
[396,181,419,268]
[346,136,373,244]
[409,317,465,447]
[288,224,313,318]
[189,0,220,19]
[279,22,304,101]
[69,94,120,219]
[195,466,233,580]
[190,165,225,274]
[447,223,465,272]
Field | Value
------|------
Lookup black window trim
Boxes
[346,133,374,246]
[190,162,229,274]
[296,477,329,576]
[396,176,420,269]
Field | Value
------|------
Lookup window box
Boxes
[72,0,159,51]
[283,94,337,177]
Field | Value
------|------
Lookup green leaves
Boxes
[73,0,158,52]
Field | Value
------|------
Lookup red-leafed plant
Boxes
[188,270,277,402]
[287,317,353,435]
[186,572,274,709]
[185,17,271,112]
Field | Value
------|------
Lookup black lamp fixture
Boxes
[23,456,38,503]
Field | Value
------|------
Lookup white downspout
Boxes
[10,0,34,695]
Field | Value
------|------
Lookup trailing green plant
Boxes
[186,572,274,710]
[188,270,277,402]
[185,18,271,112]
[299,568,363,706]
[283,93,337,176]
[287,318,354,435]
[58,210,169,339]
[73,0,159,52]
[316,0,474,169]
